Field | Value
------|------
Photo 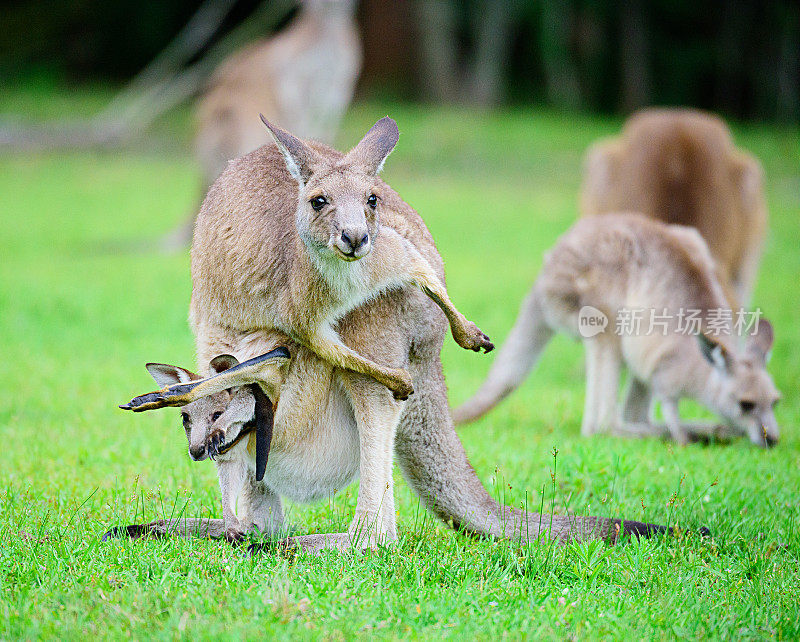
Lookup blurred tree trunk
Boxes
[539,0,583,109]
[414,0,461,102]
[618,0,651,112]
[466,0,517,106]
[715,0,747,117]
[776,3,800,123]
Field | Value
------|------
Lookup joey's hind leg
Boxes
[622,377,652,424]
[660,398,689,446]
[582,338,621,436]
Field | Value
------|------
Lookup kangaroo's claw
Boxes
[452,321,494,353]
[206,429,225,459]
[386,369,414,400]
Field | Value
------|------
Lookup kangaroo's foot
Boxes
[247,530,395,557]
[224,527,246,544]
[119,348,290,412]
[206,428,225,460]
[451,319,494,353]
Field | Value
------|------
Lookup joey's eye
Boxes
[181,412,190,429]
[211,411,223,422]
[310,196,327,211]
[740,400,756,414]
[367,194,378,209]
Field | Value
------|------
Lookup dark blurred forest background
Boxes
[1,0,798,123]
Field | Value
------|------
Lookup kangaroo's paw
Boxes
[385,369,414,401]
[453,321,494,353]
[225,527,246,544]
[206,429,225,460]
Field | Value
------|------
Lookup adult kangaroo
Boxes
[114,121,671,553]
[580,108,767,307]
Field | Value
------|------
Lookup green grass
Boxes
[1,88,799,639]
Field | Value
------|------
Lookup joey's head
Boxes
[145,356,254,461]
[260,115,399,262]
[697,320,781,447]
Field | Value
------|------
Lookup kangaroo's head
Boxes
[261,115,399,262]
[698,320,781,447]
[145,356,255,461]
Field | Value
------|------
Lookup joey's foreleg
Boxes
[102,518,227,541]
[307,326,414,400]
[216,458,248,542]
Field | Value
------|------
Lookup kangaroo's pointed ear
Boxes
[209,354,240,375]
[697,333,734,372]
[260,114,314,184]
[344,116,399,175]
[145,363,199,388]
[746,318,774,364]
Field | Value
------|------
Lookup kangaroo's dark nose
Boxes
[340,230,369,255]
[765,434,778,448]
[189,444,206,460]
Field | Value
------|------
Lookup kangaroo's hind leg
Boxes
[581,337,621,436]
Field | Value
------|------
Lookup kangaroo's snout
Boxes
[335,228,370,260]
[189,444,207,460]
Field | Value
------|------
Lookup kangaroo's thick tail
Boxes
[452,287,553,424]
[398,356,684,544]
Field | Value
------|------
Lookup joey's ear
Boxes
[344,116,399,175]
[260,114,314,184]
[145,363,199,388]
[209,354,240,375]
[746,318,774,364]
[696,333,733,372]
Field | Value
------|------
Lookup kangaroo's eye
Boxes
[181,412,190,429]
[310,196,327,211]
[211,411,223,422]
[740,400,756,414]
[367,194,378,209]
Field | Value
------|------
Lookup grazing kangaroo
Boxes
[581,108,768,307]
[163,0,362,248]
[114,125,675,552]
[453,214,780,448]
[190,115,492,400]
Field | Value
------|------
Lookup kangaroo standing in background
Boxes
[453,214,780,448]
[116,134,674,553]
[581,108,768,307]
[162,0,362,249]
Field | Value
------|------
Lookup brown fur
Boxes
[581,108,768,306]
